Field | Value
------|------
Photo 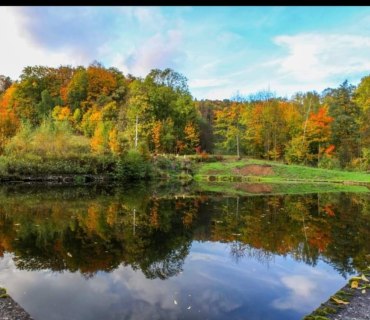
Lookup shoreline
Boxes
[0,172,369,187]
[304,270,370,320]
[0,294,33,320]
[0,173,113,184]
[1,157,369,187]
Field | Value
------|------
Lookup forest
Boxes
[0,62,369,179]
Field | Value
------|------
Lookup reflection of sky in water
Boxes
[0,241,346,320]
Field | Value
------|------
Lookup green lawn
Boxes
[194,157,370,184]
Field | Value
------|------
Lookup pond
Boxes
[0,183,369,320]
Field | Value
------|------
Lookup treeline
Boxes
[0,63,199,155]
[0,63,201,178]
[0,63,369,175]
[199,79,370,170]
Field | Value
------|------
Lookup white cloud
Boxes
[0,7,187,83]
[121,29,185,77]
[273,33,370,83]
[272,275,319,312]
[0,7,87,80]
[132,7,165,31]
[282,275,317,298]
[3,7,370,101]
[197,32,370,100]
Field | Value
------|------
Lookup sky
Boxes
[1,6,370,100]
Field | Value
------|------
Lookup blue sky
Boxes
[1,6,370,99]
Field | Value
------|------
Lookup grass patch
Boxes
[195,157,370,185]
[314,306,337,316]
[0,287,8,299]
[303,316,330,320]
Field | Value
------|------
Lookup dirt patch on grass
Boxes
[235,183,273,193]
[233,164,274,176]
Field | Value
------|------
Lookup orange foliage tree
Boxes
[184,122,200,154]
[0,85,19,152]
[306,106,333,161]
[87,65,117,102]
[152,121,162,154]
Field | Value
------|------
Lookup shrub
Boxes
[154,155,180,171]
[200,151,209,161]
[345,150,369,172]
[2,117,113,175]
[4,153,115,176]
[137,141,151,160]
[115,150,153,181]
[360,148,370,171]
[192,153,223,163]
[0,156,8,176]
[5,118,91,159]
[318,155,341,170]
[215,154,224,161]
[284,136,310,165]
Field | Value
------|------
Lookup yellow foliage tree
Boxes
[152,121,162,153]
[81,106,102,137]
[52,106,72,121]
[91,122,112,154]
[184,122,200,153]
[108,127,121,155]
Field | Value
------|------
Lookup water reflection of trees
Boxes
[205,192,370,276]
[229,241,275,266]
[0,185,369,279]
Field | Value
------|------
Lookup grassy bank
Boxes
[1,153,369,190]
[194,156,370,184]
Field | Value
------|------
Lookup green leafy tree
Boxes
[38,90,55,117]
[66,68,88,111]
[354,75,370,162]
[0,75,12,94]
[323,80,361,167]
[214,102,245,157]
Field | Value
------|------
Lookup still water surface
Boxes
[0,183,369,320]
